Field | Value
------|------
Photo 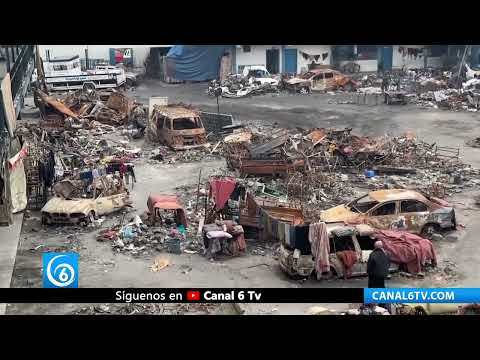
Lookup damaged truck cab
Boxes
[150,105,207,150]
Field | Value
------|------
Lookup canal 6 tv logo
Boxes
[43,252,78,288]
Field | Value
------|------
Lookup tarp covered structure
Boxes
[166,45,231,81]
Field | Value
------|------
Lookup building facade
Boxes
[38,45,172,69]
[233,45,332,74]
[234,45,457,75]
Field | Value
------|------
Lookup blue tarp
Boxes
[166,45,230,81]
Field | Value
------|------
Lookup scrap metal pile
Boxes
[354,68,480,111]
[35,88,147,136]
[217,125,478,217]
[17,89,145,224]
[207,74,278,98]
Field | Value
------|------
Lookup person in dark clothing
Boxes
[367,241,390,288]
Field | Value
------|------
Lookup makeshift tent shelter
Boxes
[165,46,231,82]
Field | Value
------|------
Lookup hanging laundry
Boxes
[209,177,237,211]
[322,52,328,61]
[309,222,330,274]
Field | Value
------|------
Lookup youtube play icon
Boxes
[187,291,200,301]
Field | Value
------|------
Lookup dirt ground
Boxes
[7,80,480,315]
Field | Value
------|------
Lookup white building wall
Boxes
[234,45,283,73]
[392,45,426,69]
[291,45,332,73]
[339,59,378,72]
[38,45,171,68]
[234,45,332,74]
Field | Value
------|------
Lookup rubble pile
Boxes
[149,145,221,164]
[353,68,480,111]
[207,74,278,99]
[97,214,203,256]
[35,88,147,135]
[72,303,219,315]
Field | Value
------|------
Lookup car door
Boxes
[398,199,430,232]
[311,73,324,91]
[95,194,111,216]
[96,194,126,216]
[350,234,367,275]
[365,201,399,230]
[324,71,335,90]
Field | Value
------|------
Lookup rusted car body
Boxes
[279,223,400,279]
[319,189,456,236]
[41,192,132,225]
[283,69,359,93]
[147,194,187,227]
[150,105,207,150]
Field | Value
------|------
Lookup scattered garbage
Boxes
[151,257,170,272]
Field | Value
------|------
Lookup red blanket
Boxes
[374,230,437,274]
[336,250,358,279]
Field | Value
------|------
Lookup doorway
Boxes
[283,48,297,74]
[266,48,280,74]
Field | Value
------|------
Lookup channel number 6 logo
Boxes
[43,252,79,288]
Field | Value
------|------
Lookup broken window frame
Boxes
[348,194,379,213]
[369,201,397,217]
[172,117,203,130]
[400,200,428,213]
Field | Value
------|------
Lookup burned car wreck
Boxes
[41,174,132,225]
[281,68,359,94]
[150,104,207,150]
[279,223,437,280]
[319,189,456,237]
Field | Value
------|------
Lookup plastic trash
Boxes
[365,170,376,178]
[177,224,186,235]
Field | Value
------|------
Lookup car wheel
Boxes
[80,211,96,226]
[421,224,440,239]
[323,267,337,280]
[125,78,134,88]
[343,83,353,92]
[299,87,310,95]
[41,214,51,225]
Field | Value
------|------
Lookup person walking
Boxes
[367,241,390,288]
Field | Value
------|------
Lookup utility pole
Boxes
[457,45,470,89]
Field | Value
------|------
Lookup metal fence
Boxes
[2,45,35,100]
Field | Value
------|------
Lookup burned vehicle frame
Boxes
[41,176,132,225]
[319,189,456,237]
[150,104,207,150]
[282,69,359,94]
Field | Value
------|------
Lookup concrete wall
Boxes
[393,45,426,69]
[234,45,332,74]
[234,45,283,73]
[38,45,171,68]
[292,45,331,73]
[339,59,378,72]
[427,56,443,68]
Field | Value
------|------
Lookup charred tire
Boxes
[322,267,338,280]
[80,211,96,226]
[125,78,135,88]
[41,213,52,225]
[83,82,96,92]
[421,223,441,239]
[342,83,354,92]
[299,87,310,95]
